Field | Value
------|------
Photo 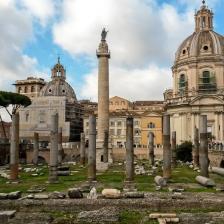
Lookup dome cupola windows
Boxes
[195,1,213,32]
[198,70,216,92]
[179,74,188,92]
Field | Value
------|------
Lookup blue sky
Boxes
[0,0,224,102]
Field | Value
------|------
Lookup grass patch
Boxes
[0,162,223,193]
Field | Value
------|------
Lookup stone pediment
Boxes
[190,95,224,106]
[142,111,162,117]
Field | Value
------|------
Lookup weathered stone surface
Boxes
[102,189,121,199]
[87,187,97,199]
[8,191,21,200]
[211,167,224,176]
[123,192,144,198]
[27,186,46,193]
[154,176,167,187]
[77,207,119,223]
[0,210,16,218]
[196,176,215,187]
[8,212,53,224]
[49,192,66,199]
[68,188,83,199]
[0,193,8,200]
[33,194,49,200]
[150,213,177,218]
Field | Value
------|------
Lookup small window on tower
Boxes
[182,49,186,55]
[48,89,52,93]
[203,45,209,51]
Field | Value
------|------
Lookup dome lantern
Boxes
[51,57,66,81]
[195,0,214,32]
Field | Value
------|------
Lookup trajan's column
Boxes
[96,28,111,169]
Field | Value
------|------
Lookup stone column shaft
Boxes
[58,127,63,165]
[48,113,59,183]
[80,133,86,165]
[97,57,109,141]
[199,115,209,177]
[171,131,177,168]
[220,113,224,141]
[103,130,109,162]
[88,115,96,181]
[193,127,200,167]
[215,113,219,141]
[148,132,155,166]
[163,115,171,179]
[33,132,39,165]
[10,113,19,181]
[125,117,134,182]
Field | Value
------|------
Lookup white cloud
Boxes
[80,64,172,101]
[20,0,56,26]
[53,0,196,68]
[0,0,37,92]
[53,0,198,101]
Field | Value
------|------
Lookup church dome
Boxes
[174,2,224,64]
[39,58,77,101]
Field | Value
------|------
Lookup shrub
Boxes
[176,141,192,162]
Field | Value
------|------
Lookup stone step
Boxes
[0,210,16,224]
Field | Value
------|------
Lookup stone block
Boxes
[68,188,83,199]
[49,191,66,199]
[123,192,144,198]
[195,176,215,187]
[34,194,49,200]
[8,191,21,200]
[0,193,8,200]
[102,189,121,199]
[149,213,177,219]
[154,176,167,187]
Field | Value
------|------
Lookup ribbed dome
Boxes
[39,78,77,100]
[175,30,224,62]
[174,2,224,64]
[39,58,77,101]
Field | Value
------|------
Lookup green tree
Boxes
[0,91,31,139]
[176,141,193,162]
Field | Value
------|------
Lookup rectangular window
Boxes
[117,121,122,126]
[117,129,122,136]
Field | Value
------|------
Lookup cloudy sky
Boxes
[0,0,224,103]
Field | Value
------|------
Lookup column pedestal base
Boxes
[123,181,137,192]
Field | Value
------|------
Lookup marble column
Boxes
[58,127,63,165]
[148,132,155,166]
[96,30,110,161]
[163,115,171,180]
[193,127,200,167]
[199,115,209,177]
[80,133,86,165]
[103,130,109,162]
[171,131,177,168]
[191,113,195,141]
[220,113,224,142]
[215,113,219,141]
[10,113,19,181]
[124,117,135,190]
[33,132,39,165]
[48,113,59,183]
[88,114,97,182]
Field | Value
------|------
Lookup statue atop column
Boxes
[101,28,108,41]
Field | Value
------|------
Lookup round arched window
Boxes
[179,74,186,89]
